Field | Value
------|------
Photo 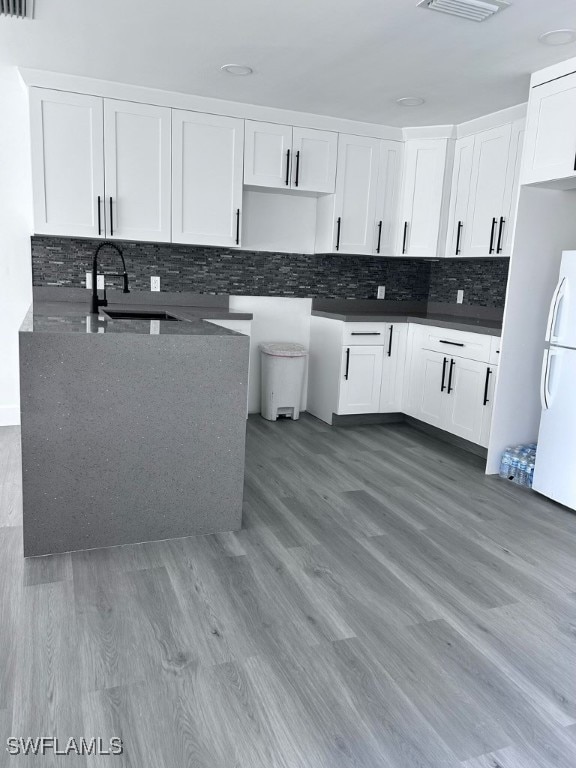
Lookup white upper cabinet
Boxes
[398,138,448,258]
[466,124,512,258]
[104,100,171,242]
[244,121,337,193]
[374,141,403,256]
[30,88,105,238]
[172,110,244,247]
[445,135,474,258]
[332,134,381,254]
[291,127,337,193]
[244,121,293,189]
[522,73,576,186]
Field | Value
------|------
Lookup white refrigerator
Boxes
[532,250,576,510]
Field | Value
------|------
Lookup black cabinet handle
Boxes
[441,357,448,392]
[574,152,576,172]
[489,217,497,254]
[351,332,381,336]
[439,340,465,347]
[483,367,492,406]
[447,359,455,394]
[109,197,114,236]
[376,221,383,254]
[294,150,300,187]
[496,217,505,254]
[336,216,341,251]
[456,221,463,255]
[387,325,393,357]
[402,222,408,254]
[235,208,240,245]
[97,196,102,236]
[344,348,350,380]
[285,149,291,186]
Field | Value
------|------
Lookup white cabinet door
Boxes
[499,119,525,258]
[466,125,512,257]
[244,121,293,189]
[379,323,407,413]
[398,139,448,258]
[522,74,576,185]
[374,141,403,256]
[445,135,474,258]
[172,111,244,247]
[338,345,384,415]
[408,348,447,428]
[333,134,381,255]
[104,100,171,242]
[30,88,104,237]
[291,127,337,193]
[480,364,497,448]
[442,357,487,444]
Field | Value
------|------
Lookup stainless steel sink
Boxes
[103,309,181,321]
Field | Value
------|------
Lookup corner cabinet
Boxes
[30,89,105,238]
[172,111,244,247]
[397,138,449,258]
[522,71,576,187]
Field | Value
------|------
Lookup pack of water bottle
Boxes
[499,443,537,488]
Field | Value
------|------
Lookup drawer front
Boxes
[342,323,389,346]
[489,335,501,365]
[415,325,492,363]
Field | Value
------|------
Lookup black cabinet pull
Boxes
[439,340,465,347]
[447,359,455,394]
[387,325,393,357]
[285,149,291,186]
[235,208,240,245]
[455,221,463,255]
[294,150,300,187]
[483,367,492,406]
[489,217,497,254]
[336,216,341,251]
[351,332,381,336]
[97,196,102,236]
[109,197,114,236]
[376,221,383,254]
[574,152,576,172]
[344,348,350,380]
[496,217,505,254]
[441,357,448,392]
[402,221,408,254]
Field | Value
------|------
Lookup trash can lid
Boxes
[260,342,308,357]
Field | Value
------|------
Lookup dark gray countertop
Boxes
[22,289,253,337]
[311,310,502,336]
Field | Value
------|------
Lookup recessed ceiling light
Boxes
[396,96,426,107]
[221,64,253,76]
[538,29,576,46]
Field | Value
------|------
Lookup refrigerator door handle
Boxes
[546,277,566,343]
[540,349,550,411]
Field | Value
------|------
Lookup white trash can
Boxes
[260,342,308,421]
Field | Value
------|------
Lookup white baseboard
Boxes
[0,405,20,427]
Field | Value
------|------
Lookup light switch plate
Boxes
[85,271,92,290]
[377,286,386,299]
[151,276,160,292]
[457,289,464,304]
[97,275,105,290]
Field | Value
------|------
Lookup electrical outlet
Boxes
[86,271,92,289]
[150,320,160,335]
[377,286,386,300]
[97,275,105,290]
[457,289,464,304]
[151,276,160,292]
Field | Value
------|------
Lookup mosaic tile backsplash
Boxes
[31,236,509,307]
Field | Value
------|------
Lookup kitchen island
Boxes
[19,290,251,556]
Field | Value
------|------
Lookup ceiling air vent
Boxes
[0,0,33,19]
[417,0,510,22]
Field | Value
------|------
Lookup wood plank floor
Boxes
[1,415,576,767]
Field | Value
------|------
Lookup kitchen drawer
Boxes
[415,325,492,363]
[342,323,389,346]
[489,335,501,365]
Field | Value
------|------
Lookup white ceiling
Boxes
[1,0,576,127]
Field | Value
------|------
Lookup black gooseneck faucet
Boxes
[90,241,130,314]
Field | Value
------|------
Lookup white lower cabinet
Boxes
[338,345,384,414]
[407,348,447,429]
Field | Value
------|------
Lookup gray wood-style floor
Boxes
[1,416,576,767]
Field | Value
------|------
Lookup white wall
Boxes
[229,296,312,414]
[486,186,576,473]
[0,65,33,426]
